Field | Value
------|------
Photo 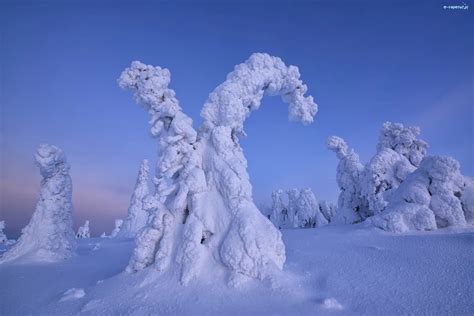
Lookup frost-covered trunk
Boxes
[1,145,76,263]
[117,160,150,238]
[76,220,90,239]
[119,53,318,286]
[371,156,470,232]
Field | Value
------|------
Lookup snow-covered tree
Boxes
[76,220,90,239]
[119,53,318,286]
[270,189,289,229]
[0,144,76,263]
[117,160,150,238]
[319,200,336,223]
[361,122,428,216]
[371,156,471,232]
[118,60,206,279]
[293,188,328,228]
[270,188,329,229]
[110,219,123,238]
[461,177,474,223]
[0,221,7,244]
[327,136,368,224]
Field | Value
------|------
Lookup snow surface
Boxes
[1,225,473,315]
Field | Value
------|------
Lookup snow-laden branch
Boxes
[201,53,317,136]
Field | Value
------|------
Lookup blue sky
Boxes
[1,0,472,237]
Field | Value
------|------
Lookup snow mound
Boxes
[321,297,343,310]
[59,288,85,302]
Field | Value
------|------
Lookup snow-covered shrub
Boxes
[1,144,76,263]
[371,156,470,232]
[117,160,150,238]
[319,201,337,223]
[0,221,7,244]
[110,219,123,238]
[270,188,329,229]
[270,189,289,228]
[327,136,368,224]
[76,220,90,239]
[119,53,318,286]
[361,122,428,216]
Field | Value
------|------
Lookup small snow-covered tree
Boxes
[319,201,336,223]
[76,220,90,239]
[117,160,150,238]
[461,177,474,223]
[0,221,7,244]
[110,219,123,238]
[270,189,289,229]
[271,188,328,229]
[1,145,76,263]
[327,136,368,224]
[119,53,318,286]
[371,156,470,232]
[361,122,428,216]
[295,188,328,228]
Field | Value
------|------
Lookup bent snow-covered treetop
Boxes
[200,53,318,136]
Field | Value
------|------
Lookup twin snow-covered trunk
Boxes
[1,145,76,263]
[118,53,318,285]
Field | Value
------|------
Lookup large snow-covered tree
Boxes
[371,156,471,232]
[119,53,318,286]
[327,136,368,224]
[76,220,90,239]
[361,122,428,216]
[0,145,76,263]
[117,159,151,238]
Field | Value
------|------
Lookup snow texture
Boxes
[117,160,150,238]
[327,136,368,224]
[76,220,90,239]
[371,156,470,232]
[110,219,123,238]
[119,53,317,286]
[362,122,427,215]
[0,144,76,263]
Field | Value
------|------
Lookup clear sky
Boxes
[1,0,472,237]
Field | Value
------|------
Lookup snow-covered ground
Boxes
[1,224,473,315]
